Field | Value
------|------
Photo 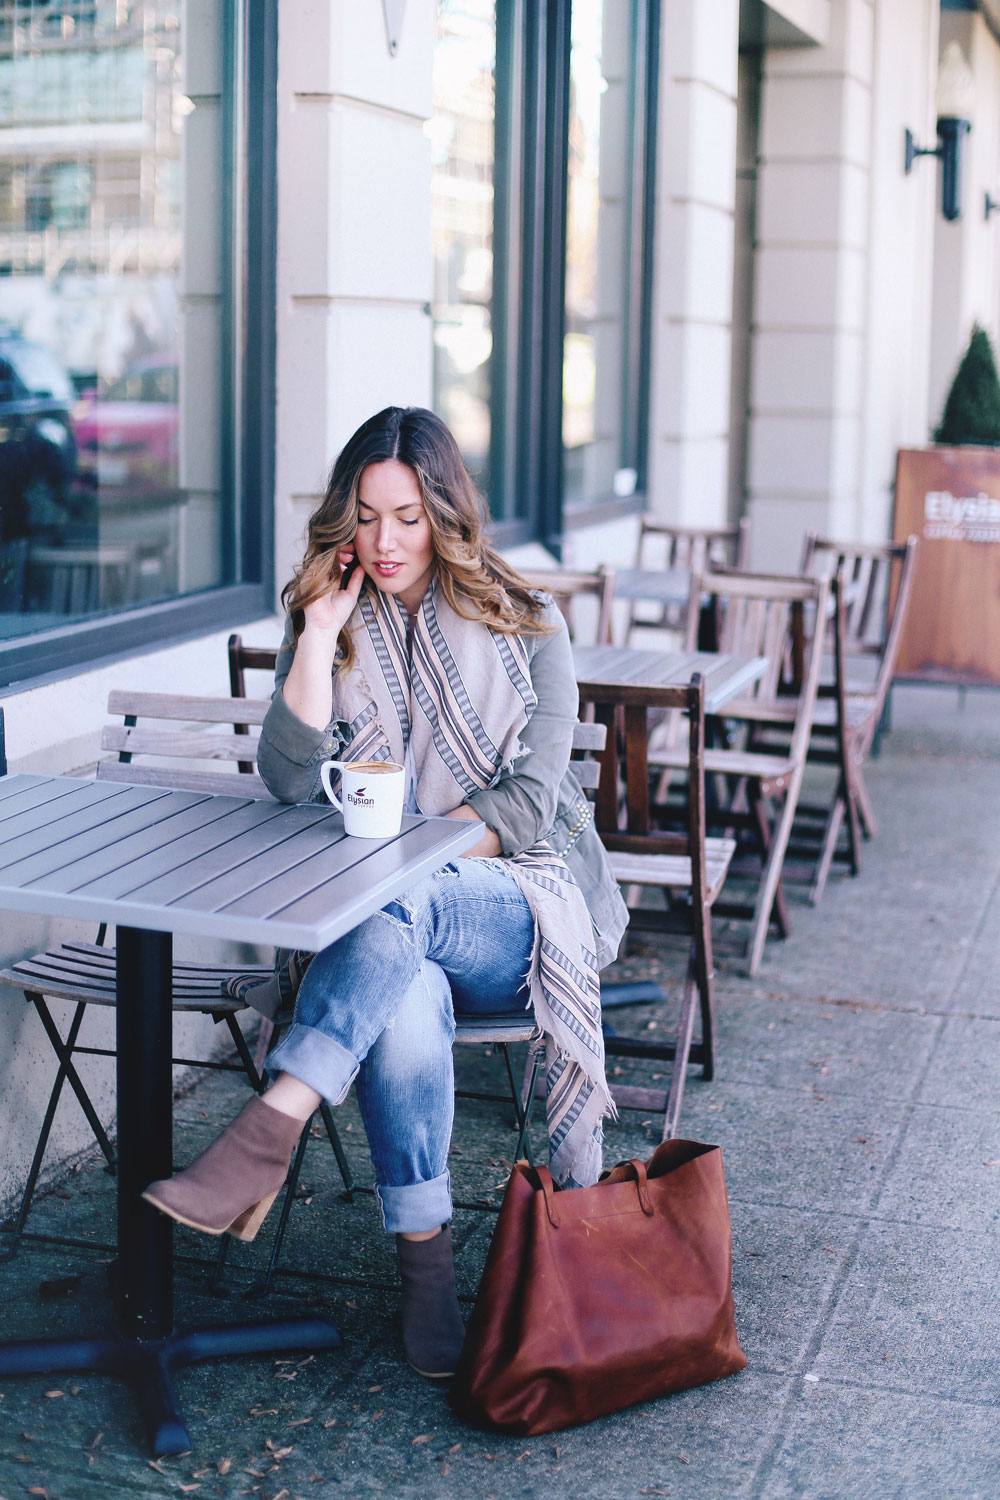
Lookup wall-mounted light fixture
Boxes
[904,41,974,221]
[985,192,1000,222]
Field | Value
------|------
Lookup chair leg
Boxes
[853,764,878,839]
[29,995,117,1169]
[747,784,791,938]
[247,1124,312,1300]
[505,1044,539,1165]
[809,793,846,907]
[222,1013,266,1092]
[746,769,804,978]
[2,1002,95,1259]
[661,957,701,1143]
[318,1100,356,1198]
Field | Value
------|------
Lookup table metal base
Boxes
[0,1317,341,1454]
[0,925,341,1453]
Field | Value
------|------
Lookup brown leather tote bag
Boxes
[451,1138,746,1435]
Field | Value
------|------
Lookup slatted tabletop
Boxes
[612,564,692,606]
[573,645,768,714]
[0,774,481,951]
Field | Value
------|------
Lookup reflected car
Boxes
[75,354,179,496]
[0,328,78,540]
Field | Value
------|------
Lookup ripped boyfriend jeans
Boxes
[266,858,535,1235]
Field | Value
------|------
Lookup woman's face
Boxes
[353,458,436,614]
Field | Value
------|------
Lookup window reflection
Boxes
[563,0,637,509]
[430,0,495,496]
[0,0,225,635]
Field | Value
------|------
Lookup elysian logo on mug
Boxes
[320,758,405,838]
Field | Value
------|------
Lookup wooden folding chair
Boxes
[743,538,919,902]
[645,570,830,976]
[518,566,616,644]
[618,518,749,645]
[576,675,734,1140]
[785,534,919,902]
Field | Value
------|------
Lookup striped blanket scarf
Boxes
[234,579,614,1188]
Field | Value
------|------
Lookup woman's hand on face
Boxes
[301,547,365,639]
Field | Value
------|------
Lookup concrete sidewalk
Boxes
[0,682,997,1500]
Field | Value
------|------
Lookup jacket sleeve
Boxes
[256,618,347,805]
[465,606,578,856]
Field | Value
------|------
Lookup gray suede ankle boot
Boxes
[142,1094,304,1241]
[395,1225,466,1380]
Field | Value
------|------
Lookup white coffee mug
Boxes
[320,758,405,838]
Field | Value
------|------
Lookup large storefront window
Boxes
[430,0,656,543]
[0,0,272,682]
[563,0,644,510]
[430,0,495,494]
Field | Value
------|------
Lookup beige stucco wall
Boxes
[746,0,939,567]
[646,0,740,530]
[273,0,436,607]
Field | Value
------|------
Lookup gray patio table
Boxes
[572,644,768,713]
[0,771,480,1454]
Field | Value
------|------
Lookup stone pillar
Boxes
[747,0,876,567]
[274,0,435,598]
[646,0,740,527]
[748,0,941,565]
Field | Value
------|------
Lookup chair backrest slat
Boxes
[97,691,275,799]
[802,533,919,695]
[577,677,708,906]
[107,690,269,725]
[519,566,616,644]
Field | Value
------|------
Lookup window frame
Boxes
[486,0,660,553]
[0,0,276,691]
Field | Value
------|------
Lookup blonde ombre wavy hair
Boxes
[282,406,553,672]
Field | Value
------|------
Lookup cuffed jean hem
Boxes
[375,1171,453,1235]
[265,1021,359,1107]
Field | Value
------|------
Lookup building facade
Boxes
[0,0,996,1201]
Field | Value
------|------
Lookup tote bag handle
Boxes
[535,1159,654,1225]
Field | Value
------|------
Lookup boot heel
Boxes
[228,1191,280,1243]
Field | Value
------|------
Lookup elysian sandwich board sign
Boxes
[892,446,1000,686]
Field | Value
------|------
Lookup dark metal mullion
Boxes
[514,0,548,544]
[629,0,660,491]
[220,3,239,584]
[490,0,520,524]
[241,0,277,596]
[539,0,572,556]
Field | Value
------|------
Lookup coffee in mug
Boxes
[320,758,405,838]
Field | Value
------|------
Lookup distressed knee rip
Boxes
[380,863,458,929]
[377,902,417,932]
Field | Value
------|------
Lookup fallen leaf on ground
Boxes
[412,1434,432,1445]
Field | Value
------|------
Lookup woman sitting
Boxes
[143,406,627,1379]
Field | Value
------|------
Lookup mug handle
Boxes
[320,760,342,811]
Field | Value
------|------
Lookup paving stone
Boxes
[872,1102,1000,1233]
[916,1015,1000,1108]
[757,1381,1000,1500]
[811,1219,1000,1402]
